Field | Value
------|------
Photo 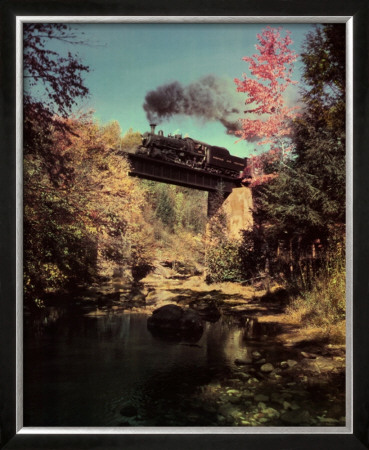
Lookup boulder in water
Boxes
[147,304,203,341]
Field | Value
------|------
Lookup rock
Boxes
[260,363,274,373]
[318,417,339,424]
[235,358,250,366]
[237,372,251,381]
[269,373,282,380]
[251,351,262,359]
[181,309,204,331]
[218,403,243,420]
[226,389,240,395]
[229,395,242,405]
[217,415,227,425]
[254,393,269,402]
[255,358,266,365]
[280,361,289,369]
[120,403,138,417]
[263,407,280,419]
[281,409,311,425]
[287,359,298,368]
[149,304,183,322]
[147,304,203,339]
[301,351,317,359]
[242,389,254,398]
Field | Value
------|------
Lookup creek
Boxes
[23,278,346,428]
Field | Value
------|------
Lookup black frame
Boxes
[1,0,368,448]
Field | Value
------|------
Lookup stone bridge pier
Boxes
[208,186,253,239]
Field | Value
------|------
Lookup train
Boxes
[135,124,247,179]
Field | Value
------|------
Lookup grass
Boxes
[286,257,346,345]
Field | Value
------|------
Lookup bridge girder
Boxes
[126,153,241,194]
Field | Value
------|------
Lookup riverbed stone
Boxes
[235,358,250,366]
[147,304,203,337]
[260,363,274,373]
[226,389,240,395]
[287,359,298,368]
[242,389,254,398]
[255,358,266,365]
[263,407,280,419]
[281,409,311,425]
[254,393,270,402]
[237,372,251,381]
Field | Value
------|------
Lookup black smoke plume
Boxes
[143,75,242,134]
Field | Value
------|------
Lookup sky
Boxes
[29,22,318,157]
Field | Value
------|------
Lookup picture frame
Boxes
[1,0,368,448]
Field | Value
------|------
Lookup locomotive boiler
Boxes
[136,124,247,179]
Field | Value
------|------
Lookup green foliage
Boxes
[238,226,267,281]
[245,24,346,288]
[206,240,242,283]
[205,191,243,283]
[142,181,207,234]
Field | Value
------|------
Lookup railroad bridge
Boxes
[125,153,253,235]
[126,153,241,216]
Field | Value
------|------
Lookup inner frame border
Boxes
[15,15,353,436]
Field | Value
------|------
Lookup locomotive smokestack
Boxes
[150,123,156,135]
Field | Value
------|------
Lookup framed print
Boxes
[0,0,368,448]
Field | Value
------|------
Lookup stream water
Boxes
[24,300,345,427]
[24,305,284,427]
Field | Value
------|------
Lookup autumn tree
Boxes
[120,128,142,152]
[24,114,157,305]
[23,26,157,305]
[243,24,346,284]
[234,26,299,182]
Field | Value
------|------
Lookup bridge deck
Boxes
[126,153,241,193]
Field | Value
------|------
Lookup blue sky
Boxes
[32,22,317,157]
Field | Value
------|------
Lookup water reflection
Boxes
[24,307,270,427]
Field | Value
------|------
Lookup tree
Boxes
[250,24,346,282]
[234,26,299,172]
[24,114,156,305]
[23,24,90,183]
[293,24,345,227]
[24,24,89,121]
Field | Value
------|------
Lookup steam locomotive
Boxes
[136,124,247,179]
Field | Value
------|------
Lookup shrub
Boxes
[205,240,242,283]
[287,251,346,328]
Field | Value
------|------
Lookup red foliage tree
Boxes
[234,26,299,185]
